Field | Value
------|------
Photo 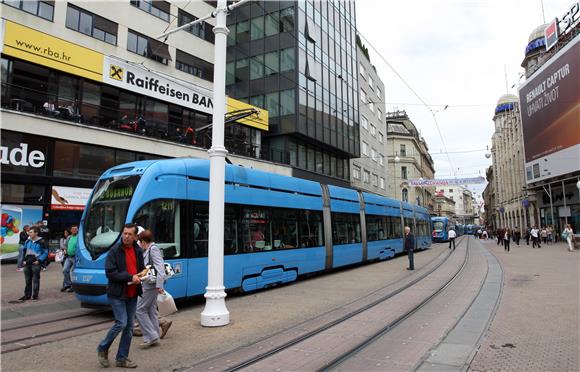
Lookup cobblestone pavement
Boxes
[469,240,580,371]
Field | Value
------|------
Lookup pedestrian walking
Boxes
[97,224,145,369]
[448,227,456,250]
[504,229,511,252]
[496,228,503,246]
[514,227,521,245]
[547,226,554,245]
[18,226,48,301]
[404,226,415,270]
[562,224,574,252]
[16,225,30,271]
[61,225,78,292]
[59,229,70,267]
[525,226,531,245]
[540,227,548,245]
[136,229,166,348]
[531,226,540,248]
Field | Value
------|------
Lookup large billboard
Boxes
[519,36,580,184]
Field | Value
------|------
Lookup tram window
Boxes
[190,203,209,258]
[332,213,361,245]
[388,216,403,239]
[366,215,388,241]
[239,207,271,252]
[133,199,182,258]
[271,208,298,249]
[224,205,238,255]
[298,210,324,247]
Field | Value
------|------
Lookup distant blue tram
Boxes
[72,159,432,307]
[431,217,452,242]
[455,224,465,236]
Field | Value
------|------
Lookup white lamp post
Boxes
[156,0,251,327]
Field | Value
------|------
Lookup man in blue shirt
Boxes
[19,226,48,301]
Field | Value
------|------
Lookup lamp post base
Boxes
[201,286,229,327]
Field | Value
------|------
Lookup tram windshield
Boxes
[433,221,445,231]
[83,175,140,259]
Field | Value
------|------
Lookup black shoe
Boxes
[60,287,70,292]
[66,287,74,293]
[406,268,414,270]
[32,296,39,301]
[18,296,31,301]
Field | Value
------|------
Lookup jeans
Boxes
[98,296,138,362]
[24,262,41,298]
[407,250,414,270]
[449,238,456,250]
[62,256,75,288]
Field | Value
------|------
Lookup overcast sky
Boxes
[356,0,572,202]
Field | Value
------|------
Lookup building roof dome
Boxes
[496,94,518,105]
[528,24,548,43]
[495,94,518,115]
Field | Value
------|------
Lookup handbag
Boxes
[561,231,569,240]
[55,250,65,263]
[157,291,177,317]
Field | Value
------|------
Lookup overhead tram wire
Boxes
[358,32,458,178]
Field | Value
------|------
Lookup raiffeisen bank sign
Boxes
[102,56,213,114]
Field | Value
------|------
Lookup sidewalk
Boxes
[469,240,580,371]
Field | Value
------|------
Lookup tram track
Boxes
[187,237,467,372]
[1,309,112,354]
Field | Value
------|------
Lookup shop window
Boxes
[3,0,54,21]
[1,183,46,204]
[66,4,118,45]
[130,0,170,21]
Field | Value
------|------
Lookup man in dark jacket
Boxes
[404,226,415,270]
[18,226,48,301]
[97,224,145,369]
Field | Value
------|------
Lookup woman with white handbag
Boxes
[135,229,166,348]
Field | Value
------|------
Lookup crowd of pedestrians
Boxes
[491,224,576,252]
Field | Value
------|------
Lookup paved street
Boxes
[2,238,578,371]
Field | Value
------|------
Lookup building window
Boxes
[378,132,384,143]
[377,87,382,100]
[280,47,295,72]
[3,0,54,21]
[401,166,407,179]
[353,165,361,179]
[177,8,215,43]
[370,124,376,136]
[280,89,295,116]
[379,153,384,166]
[363,170,370,183]
[127,30,171,64]
[175,50,213,81]
[130,0,170,21]
[380,177,385,189]
[400,144,406,157]
[369,101,374,112]
[359,63,366,79]
[449,189,454,193]
[66,4,118,45]
[402,188,408,202]
[372,173,378,186]
[362,141,368,156]
[360,89,367,103]
[368,76,374,90]
[371,148,377,162]
[377,109,382,122]
[361,115,368,130]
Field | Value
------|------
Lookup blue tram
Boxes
[72,159,432,306]
[455,224,465,236]
[431,217,451,242]
[465,224,474,235]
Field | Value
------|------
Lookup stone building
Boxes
[386,110,435,211]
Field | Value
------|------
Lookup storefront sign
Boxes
[2,21,103,81]
[409,177,486,187]
[103,56,214,114]
[51,186,93,211]
[0,142,45,168]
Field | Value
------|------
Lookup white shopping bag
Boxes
[157,291,177,317]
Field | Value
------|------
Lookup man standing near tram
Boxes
[448,226,457,250]
[404,226,415,270]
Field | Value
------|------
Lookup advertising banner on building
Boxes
[518,36,579,185]
[51,186,93,211]
[409,177,486,187]
[1,204,43,260]
[2,20,103,81]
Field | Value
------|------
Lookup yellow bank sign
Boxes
[227,97,269,131]
[2,20,103,81]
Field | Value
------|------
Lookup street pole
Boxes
[201,0,230,327]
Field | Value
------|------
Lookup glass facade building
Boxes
[226,0,359,185]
